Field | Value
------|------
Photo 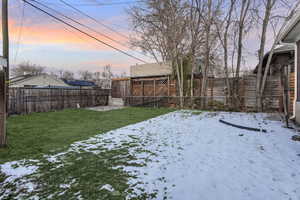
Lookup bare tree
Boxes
[12,62,45,77]
[61,70,74,80]
[101,65,113,80]
[255,0,277,111]
[79,70,93,80]
[188,0,205,98]
[130,0,191,107]
[235,0,252,80]
[215,0,237,103]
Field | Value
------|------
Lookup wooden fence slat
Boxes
[8,88,109,115]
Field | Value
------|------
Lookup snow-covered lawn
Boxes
[1,111,300,200]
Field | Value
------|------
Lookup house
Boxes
[129,62,177,97]
[130,62,172,78]
[279,10,300,123]
[10,74,70,88]
[62,79,96,89]
[253,44,295,75]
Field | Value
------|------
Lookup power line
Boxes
[58,0,130,40]
[31,0,128,47]
[22,0,148,64]
[30,0,152,60]
[55,0,154,60]
[40,1,143,7]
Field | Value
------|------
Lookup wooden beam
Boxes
[167,76,170,96]
[2,0,9,115]
[0,70,6,147]
[297,40,300,101]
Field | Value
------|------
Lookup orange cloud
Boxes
[6,18,131,51]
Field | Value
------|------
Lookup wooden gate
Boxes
[111,78,130,98]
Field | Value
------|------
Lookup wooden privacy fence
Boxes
[111,78,130,98]
[125,75,285,112]
[9,88,110,115]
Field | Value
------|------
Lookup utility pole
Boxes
[0,0,9,147]
[3,0,9,78]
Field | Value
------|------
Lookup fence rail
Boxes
[9,88,110,115]
[124,95,283,112]
[121,74,286,113]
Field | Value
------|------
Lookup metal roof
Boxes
[63,79,96,87]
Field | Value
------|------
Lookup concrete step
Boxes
[109,97,124,106]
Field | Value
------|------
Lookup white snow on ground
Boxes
[0,160,39,198]
[1,160,38,182]
[1,111,300,200]
[108,111,300,200]
[100,184,115,192]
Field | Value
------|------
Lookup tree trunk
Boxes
[256,0,274,112]
[175,59,183,108]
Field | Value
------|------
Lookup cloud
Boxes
[2,16,131,52]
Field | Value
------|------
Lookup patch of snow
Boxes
[0,160,38,182]
[45,151,69,163]
[100,184,115,192]
[0,160,39,199]
[114,111,300,200]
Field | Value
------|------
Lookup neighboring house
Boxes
[127,62,213,98]
[279,10,300,123]
[130,62,172,78]
[253,44,295,75]
[63,79,96,89]
[129,62,177,97]
[10,74,70,88]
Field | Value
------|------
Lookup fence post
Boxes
[0,70,7,147]
[154,79,156,97]
[142,80,144,105]
[167,76,170,105]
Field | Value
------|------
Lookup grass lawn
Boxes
[0,107,174,164]
[2,111,300,199]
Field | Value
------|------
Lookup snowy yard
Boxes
[1,110,300,199]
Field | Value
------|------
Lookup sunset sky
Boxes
[1,0,283,77]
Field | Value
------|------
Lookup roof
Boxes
[112,77,130,81]
[279,9,300,43]
[253,44,294,73]
[63,79,96,87]
[10,74,69,87]
[10,74,35,84]
[130,62,172,78]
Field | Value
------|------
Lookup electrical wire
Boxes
[22,0,148,64]
[30,0,153,59]
[40,1,143,7]
[58,0,130,40]
[31,0,128,47]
